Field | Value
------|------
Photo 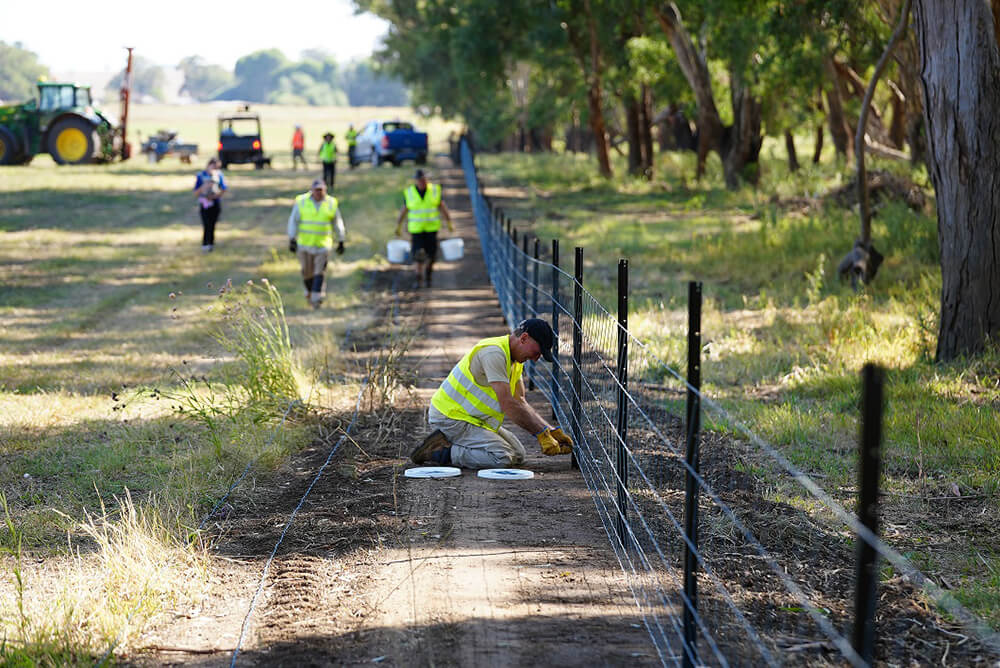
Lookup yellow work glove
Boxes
[536,427,572,456]
[549,427,573,453]
[536,429,561,456]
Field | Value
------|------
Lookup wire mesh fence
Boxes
[460,137,1000,666]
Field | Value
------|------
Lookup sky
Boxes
[2,0,390,73]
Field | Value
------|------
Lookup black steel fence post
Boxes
[551,239,562,428]
[522,234,529,323]
[853,363,884,666]
[571,247,584,470]
[682,280,702,668]
[615,259,630,550]
[511,228,518,326]
[532,237,540,319]
[529,238,540,391]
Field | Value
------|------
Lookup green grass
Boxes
[475,139,1000,628]
[0,103,459,661]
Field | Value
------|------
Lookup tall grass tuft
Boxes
[213,278,300,410]
[0,491,209,664]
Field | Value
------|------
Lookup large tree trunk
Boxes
[824,58,851,158]
[886,79,907,149]
[785,130,800,172]
[625,93,642,175]
[914,0,1000,361]
[583,0,613,177]
[639,84,655,179]
[722,74,763,187]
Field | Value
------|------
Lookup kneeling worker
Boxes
[288,179,346,308]
[411,318,574,468]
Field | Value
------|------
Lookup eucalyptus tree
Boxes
[913,0,1000,361]
[653,1,766,188]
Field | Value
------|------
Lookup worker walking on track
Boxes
[345,124,358,168]
[291,124,307,170]
[318,131,337,190]
[287,178,346,309]
[410,318,574,469]
[394,169,453,288]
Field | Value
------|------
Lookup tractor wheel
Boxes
[48,117,99,165]
[416,152,427,165]
[0,126,21,166]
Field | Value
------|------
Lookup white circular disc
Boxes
[477,468,534,480]
[404,466,462,478]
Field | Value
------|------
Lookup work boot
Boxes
[411,429,451,465]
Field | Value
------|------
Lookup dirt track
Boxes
[130,160,659,666]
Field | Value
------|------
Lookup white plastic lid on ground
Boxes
[477,468,534,480]
[404,466,462,478]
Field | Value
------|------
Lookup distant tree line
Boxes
[0,42,407,107]
[147,49,406,106]
[0,41,50,102]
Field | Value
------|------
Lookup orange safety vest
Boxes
[292,129,305,150]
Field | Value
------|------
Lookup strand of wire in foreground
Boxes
[94,397,302,667]
[229,379,368,667]
[198,399,301,531]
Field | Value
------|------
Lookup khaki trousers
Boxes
[427,405,526,469]
[297,248,329,303]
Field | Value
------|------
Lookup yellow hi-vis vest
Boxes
[319,140,337,162]
[295,193,339,249]
[431,335,523,432]
[404,183,442,233]
[345,128,358,146]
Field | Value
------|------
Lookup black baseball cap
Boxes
[517,318,555,362]
[414,169,426,179]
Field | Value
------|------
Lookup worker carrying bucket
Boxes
[410,318,574,469]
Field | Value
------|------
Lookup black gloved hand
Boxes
[288,238,297,253]
[336,241,345,255]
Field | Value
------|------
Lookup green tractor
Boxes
[0,49,134,166]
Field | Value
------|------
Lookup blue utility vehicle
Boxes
[353,120,428,167]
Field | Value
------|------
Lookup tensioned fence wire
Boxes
[461,138,1000,666]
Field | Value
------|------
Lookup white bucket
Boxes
[386,239,410,264]
[440,237,464,261]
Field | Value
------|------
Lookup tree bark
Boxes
[813,124,824,163]
[886,79,907,149]
[914,0,1000,361]
[813,93,825,163]
[639,84,655,178]
[583,0,613,177]
[785,130,800,172]
[724,72,763,187]
[824,58,851,158]
[625,93,642,175]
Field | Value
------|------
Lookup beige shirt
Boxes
[469,345,510,389]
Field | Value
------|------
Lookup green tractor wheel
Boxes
[48,117,99,165]
[0,126,21,166]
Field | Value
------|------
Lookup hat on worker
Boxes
[310,178,325,189]
[517,318,555,363]
[323,131,334,139]
[414,168,426,179]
